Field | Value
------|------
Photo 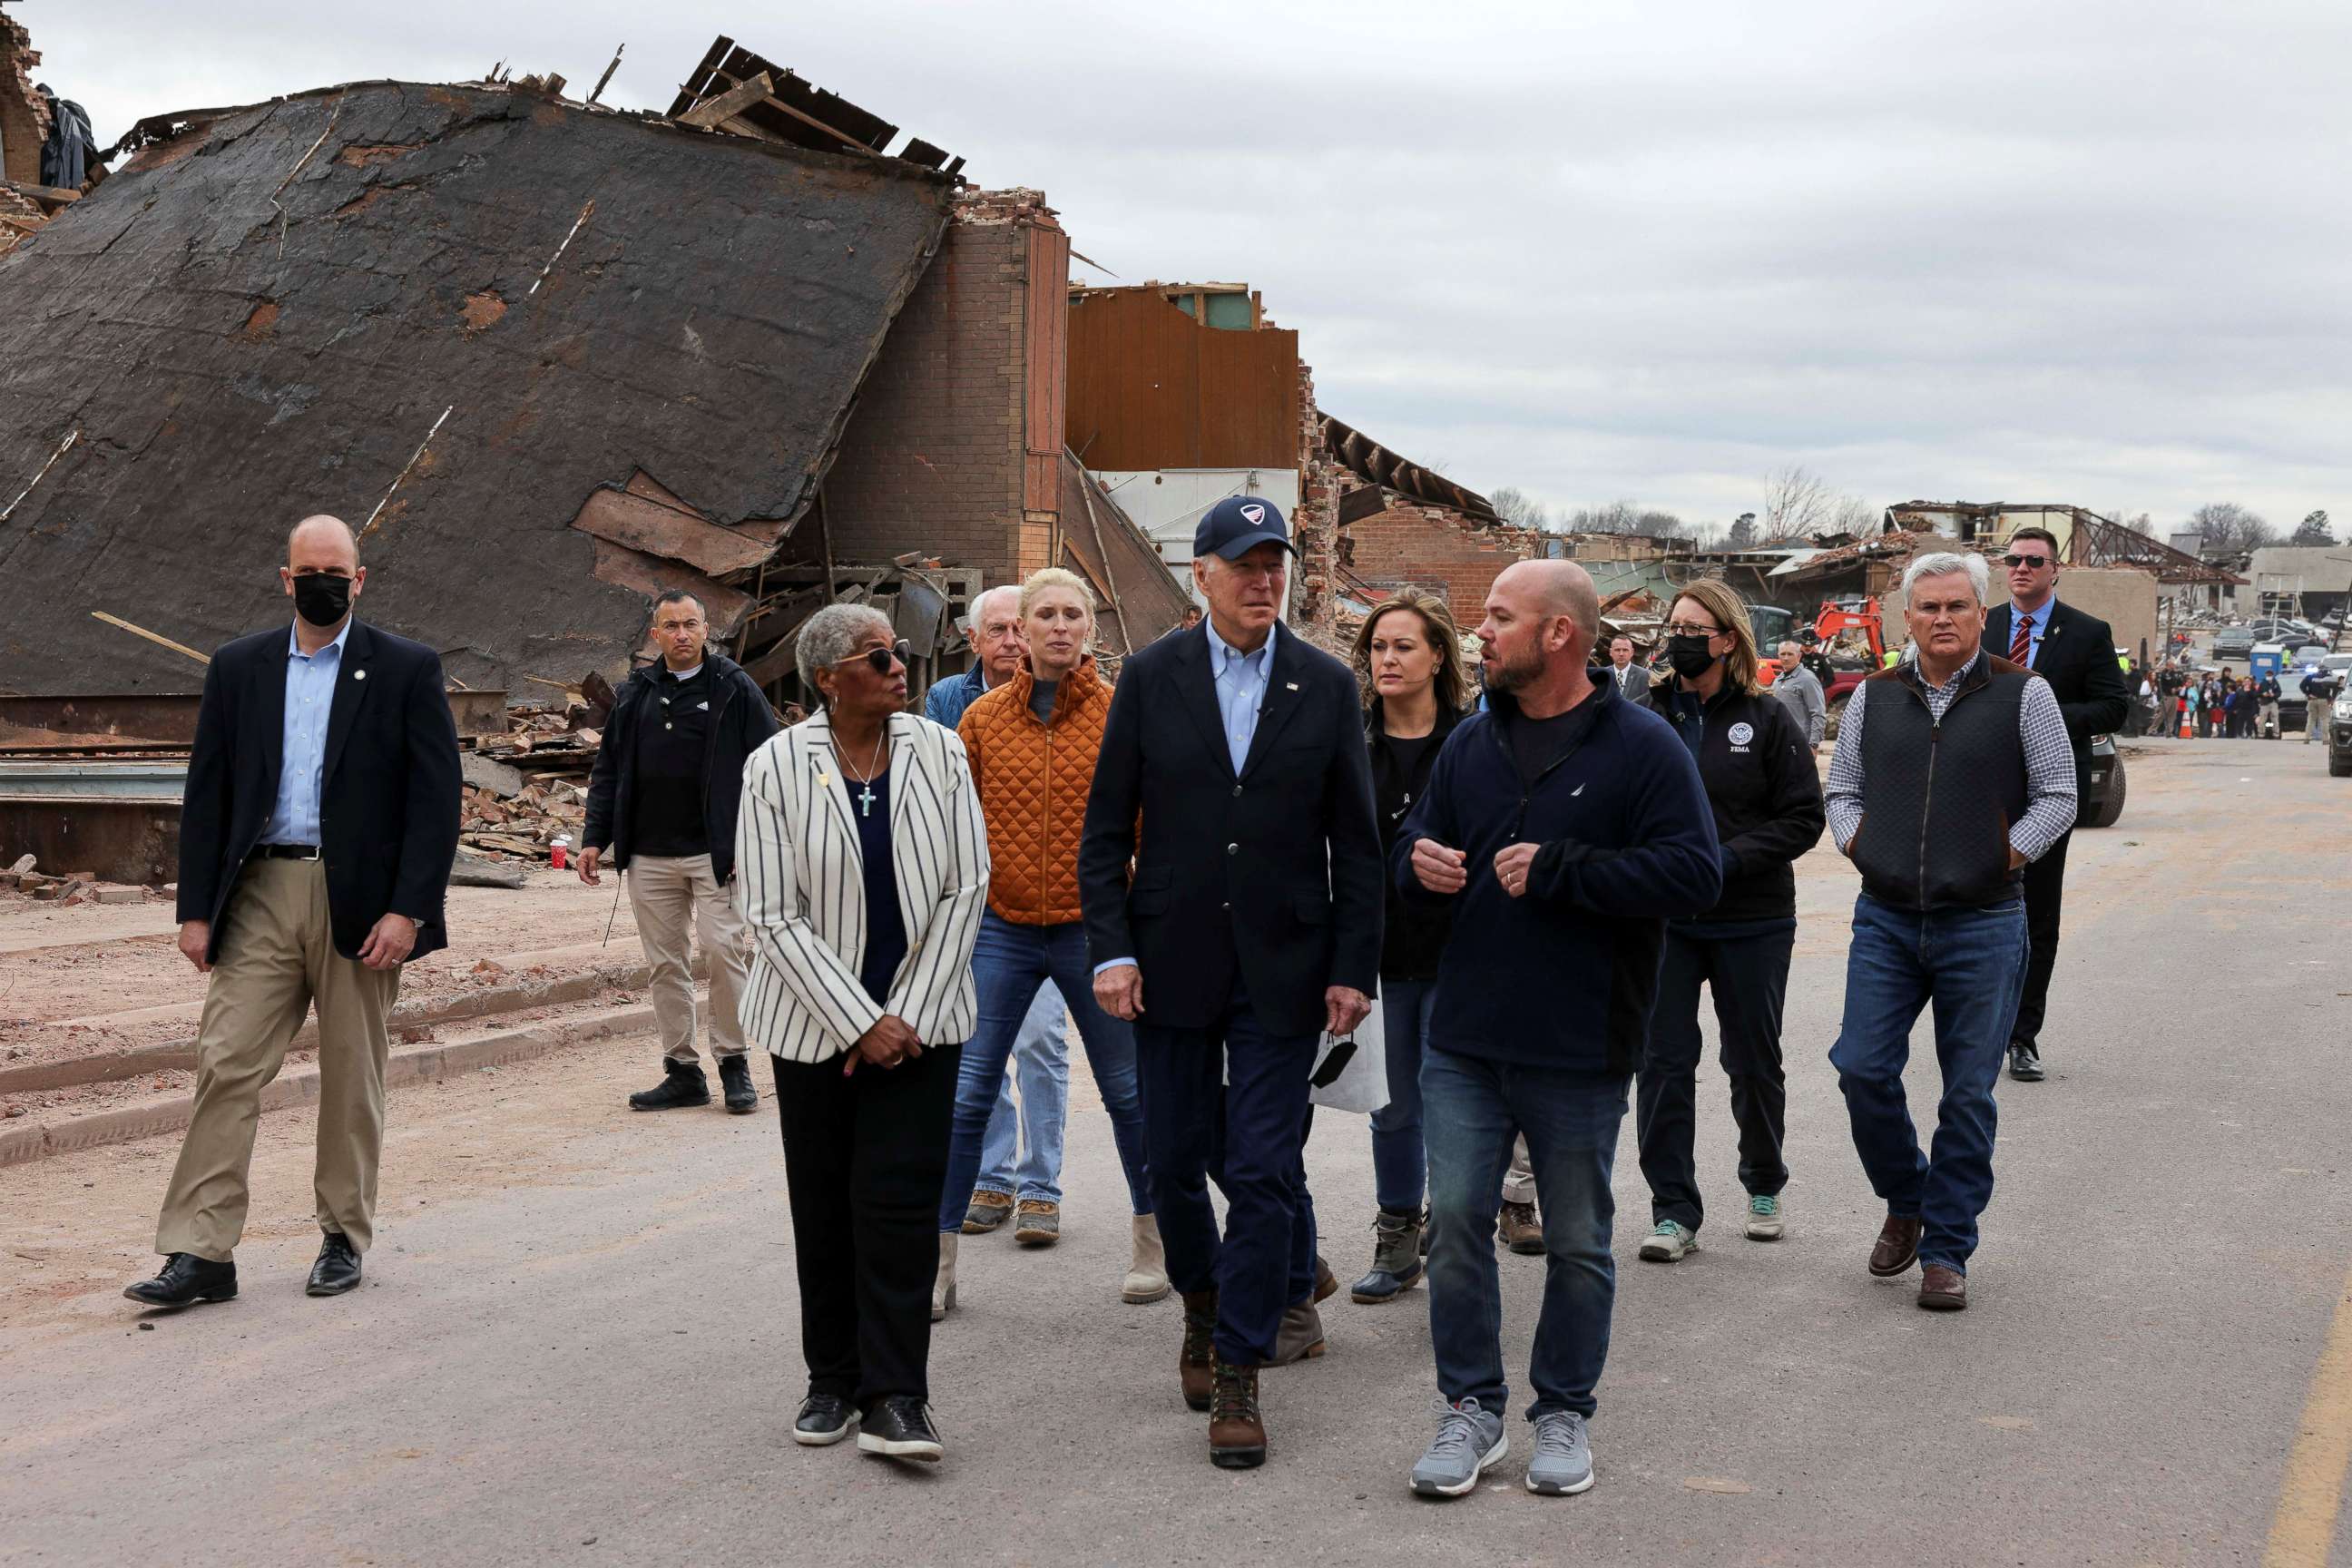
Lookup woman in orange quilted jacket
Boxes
[932,568,1164,1318]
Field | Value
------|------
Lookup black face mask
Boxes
[1664,635,1717,680]
[291,571,353,628]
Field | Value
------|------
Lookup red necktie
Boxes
[2009,612,2032,665]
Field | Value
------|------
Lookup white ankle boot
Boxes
[933,1231,958,1321]
[1122,1212,1171,1304]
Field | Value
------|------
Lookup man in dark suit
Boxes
[1984,526,2132,1083]
[125,515,461,1309]
[1080,495,1382,1470]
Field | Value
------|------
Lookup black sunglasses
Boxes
[2001,552,2053,568]
[837,639,912,675]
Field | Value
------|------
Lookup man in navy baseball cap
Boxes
[1194,495,1298,561]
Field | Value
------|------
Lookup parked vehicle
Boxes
[2078,733,2126,828]
[2212,627,2257,660]
[2330,686,2352,778]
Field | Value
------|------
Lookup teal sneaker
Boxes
[1744,1192,1785,1241]
[1636,1220,1697,1262]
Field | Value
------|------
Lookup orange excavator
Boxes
[1753,599,1888,740]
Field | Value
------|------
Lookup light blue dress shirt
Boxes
[1094,617,1281,977]
[261,619,350,846]
[1204,616,1279,775]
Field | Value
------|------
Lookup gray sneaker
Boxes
[1525,1410,1594,1495]
[1409,1397,1507,1497]
[1637,1219,1697,1261]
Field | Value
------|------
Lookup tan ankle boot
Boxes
[932,1231,957,1322]
[1122,1213,1171,1304]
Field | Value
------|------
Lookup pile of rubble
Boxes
[0,852,146,906]
[457,698,603,864]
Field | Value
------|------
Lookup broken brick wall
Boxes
[0,10,52,187]
[1290,358,1344,642]
[819,187,1066,593]
[1345,491,1544,618]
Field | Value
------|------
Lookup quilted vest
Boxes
[1851,654,2033,911]
[958,656,1112,925]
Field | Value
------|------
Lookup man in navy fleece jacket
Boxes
[1391,560,1720,1502]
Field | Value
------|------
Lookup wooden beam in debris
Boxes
[676,71,776,131]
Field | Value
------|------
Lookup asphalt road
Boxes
[4,735,2348,1566]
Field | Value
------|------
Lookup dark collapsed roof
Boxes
[1318,411,1500,526]
[669,35,963,175]
[0,79,954,696]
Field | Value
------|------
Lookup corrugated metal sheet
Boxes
[1065,289,1298,470]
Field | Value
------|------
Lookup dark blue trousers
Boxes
[1135,989,1318,1366]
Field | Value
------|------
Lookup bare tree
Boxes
[2189,502,2276,551]
[1487,485,1553,532]
[1759,466,1833,538]
[1563,499,1645,534]
[2290,508,2335,546]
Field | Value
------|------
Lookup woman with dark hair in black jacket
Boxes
[1633,581,1825,1263]
[1347,592,1468,1304]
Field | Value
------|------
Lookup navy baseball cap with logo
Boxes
[1194,495,1297,561]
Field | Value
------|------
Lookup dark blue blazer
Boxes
[1078,622,1383,1037]
[175,618,463,963]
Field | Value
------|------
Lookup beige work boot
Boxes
[932,1231,957,1322]
[1123,1213,1172,1305]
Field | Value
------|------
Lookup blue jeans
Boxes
[1136,989,1319,1366]
[1421,1046,1628,1421]
[937,914,1152,1234]
[972,983,1070,1204]
[1369,980,1437,1213]
[1829,893,2028,1275]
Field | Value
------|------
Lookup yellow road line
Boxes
[2268,1262,2352,1568]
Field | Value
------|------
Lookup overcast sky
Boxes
[23,1,2351,534]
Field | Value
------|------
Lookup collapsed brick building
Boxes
[0,7,59,254]
[0,40,1184,712]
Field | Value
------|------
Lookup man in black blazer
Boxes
[1080,495,1382,1470]
[1984,527,2132,1083]
[126,515,461,1310]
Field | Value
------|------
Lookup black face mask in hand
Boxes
[1664,635,1717,680]
[291,571,353,628]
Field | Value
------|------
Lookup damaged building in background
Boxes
[0,36,1184,724]
[0,5,101,257]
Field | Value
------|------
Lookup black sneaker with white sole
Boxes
[858,1396,943,1463]
[794,1394,857,1446]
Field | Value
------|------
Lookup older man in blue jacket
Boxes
[1393,560,1721,1503]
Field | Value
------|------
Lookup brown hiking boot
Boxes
[1208,1359,1266,1469]
[1499,1200,1544,1255]
[1917,1264,1967,1310]
[960,1191,1014,1235]
[1014,1199,1061,1247]
[1868,1213,1923,1278]
[1180,1289,1218,1411]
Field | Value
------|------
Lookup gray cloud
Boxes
[25,0,2350,531]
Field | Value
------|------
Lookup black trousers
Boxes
[1636,925,1795,1232]
[771,1042,959,1412]
[2012,828,2071,1052]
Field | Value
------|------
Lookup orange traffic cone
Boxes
[2179,712,2192,739]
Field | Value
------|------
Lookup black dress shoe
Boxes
[307,1231,362,1297]
[2007,1043,2045,1082]
[794,1393,858,1446]
[718,1054,758,1114]
[123,1252,237,1309]
[857,1396,943,1463]
[629,1058,710,1111]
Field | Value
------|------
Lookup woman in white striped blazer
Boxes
[733,603,990,1465]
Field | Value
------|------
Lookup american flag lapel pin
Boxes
[353,670,366,681]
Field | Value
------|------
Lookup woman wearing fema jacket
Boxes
[1347,591,1469,1304]
[1632,579,1825,1264]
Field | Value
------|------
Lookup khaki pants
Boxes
[156,858,400,1260]
[1502,1133,1538,1207]
[625,853,750,1063]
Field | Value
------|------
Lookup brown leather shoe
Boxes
[1312,1255,1338,1305]
[1917,1264,1967,1310]
[1867,1213,1923,1278]
[1180,1289,1218,1411]
[1499,1200,1545,1256]
[1208,1359,1266,1469]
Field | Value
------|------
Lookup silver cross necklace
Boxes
[842,727,889,818]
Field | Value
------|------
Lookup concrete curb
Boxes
[0,956,701,1095]
[0,1004,658,1169]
